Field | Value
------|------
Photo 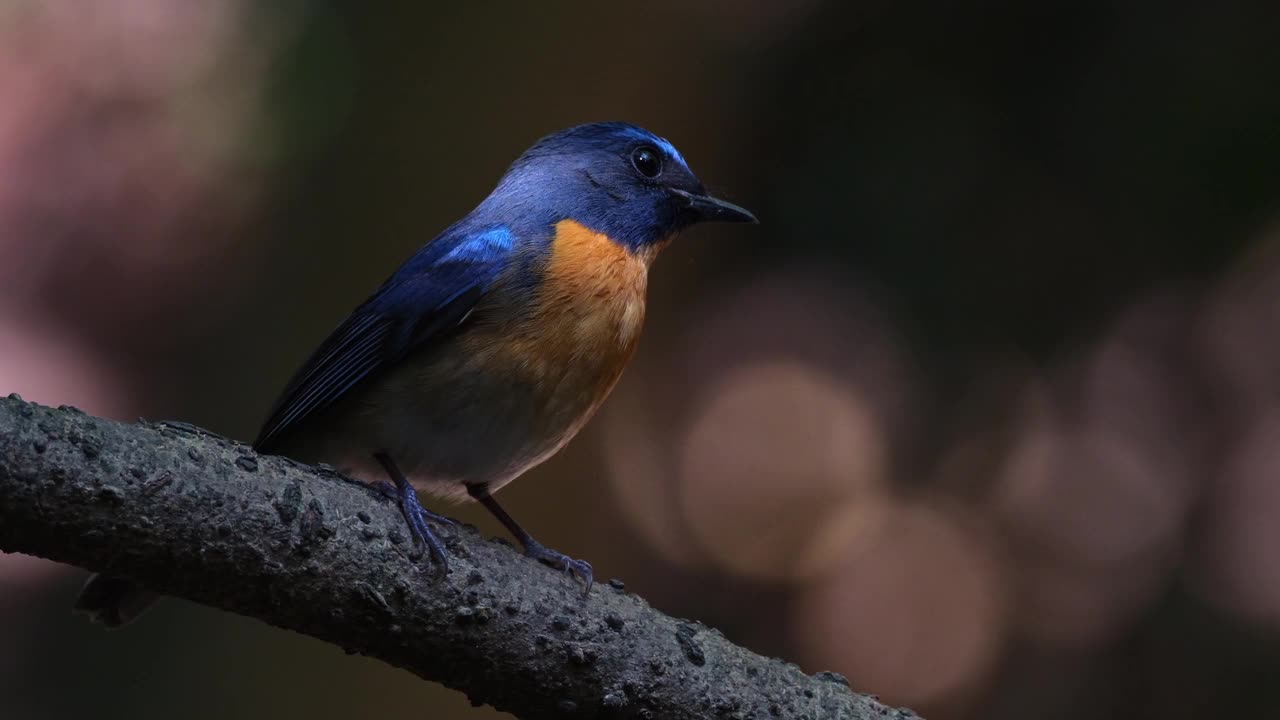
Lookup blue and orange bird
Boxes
[75,122,755,626]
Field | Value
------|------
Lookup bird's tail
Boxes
[73,574,161,628]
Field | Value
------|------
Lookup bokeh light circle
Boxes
[677,360,888,583]
[794,502,1005,707]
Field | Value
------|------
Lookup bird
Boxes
[75,121,756,627]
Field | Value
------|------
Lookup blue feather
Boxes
[253,225,516,450]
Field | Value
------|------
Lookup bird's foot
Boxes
[387,482,452,571]
[465,483,591,594]
[373,480,457,526]
[523,539,593,594]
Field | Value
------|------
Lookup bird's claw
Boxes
[375,480,457,526]
[525,542,593,594]
[390,482,452,572]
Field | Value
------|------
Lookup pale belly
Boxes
[366,329,634,499]
[279,283,646,501]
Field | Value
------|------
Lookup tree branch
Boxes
[0,395,919,720]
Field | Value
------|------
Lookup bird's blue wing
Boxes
[253,225,516,451]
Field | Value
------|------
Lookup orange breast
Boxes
[461,220,656,422]
[536,219,651,354]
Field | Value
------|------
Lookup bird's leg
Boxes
[467,483,593,593]
[374,452,451,570]
[371,480,456,526]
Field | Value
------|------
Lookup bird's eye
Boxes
[631,145,663,179]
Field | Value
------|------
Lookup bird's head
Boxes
[484,122,756,253]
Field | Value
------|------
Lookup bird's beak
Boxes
[670,188,758,224]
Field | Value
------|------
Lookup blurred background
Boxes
[2,1,1279,718]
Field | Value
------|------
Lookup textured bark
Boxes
[0,394,919,720]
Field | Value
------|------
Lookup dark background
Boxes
[2,1,1279,718]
